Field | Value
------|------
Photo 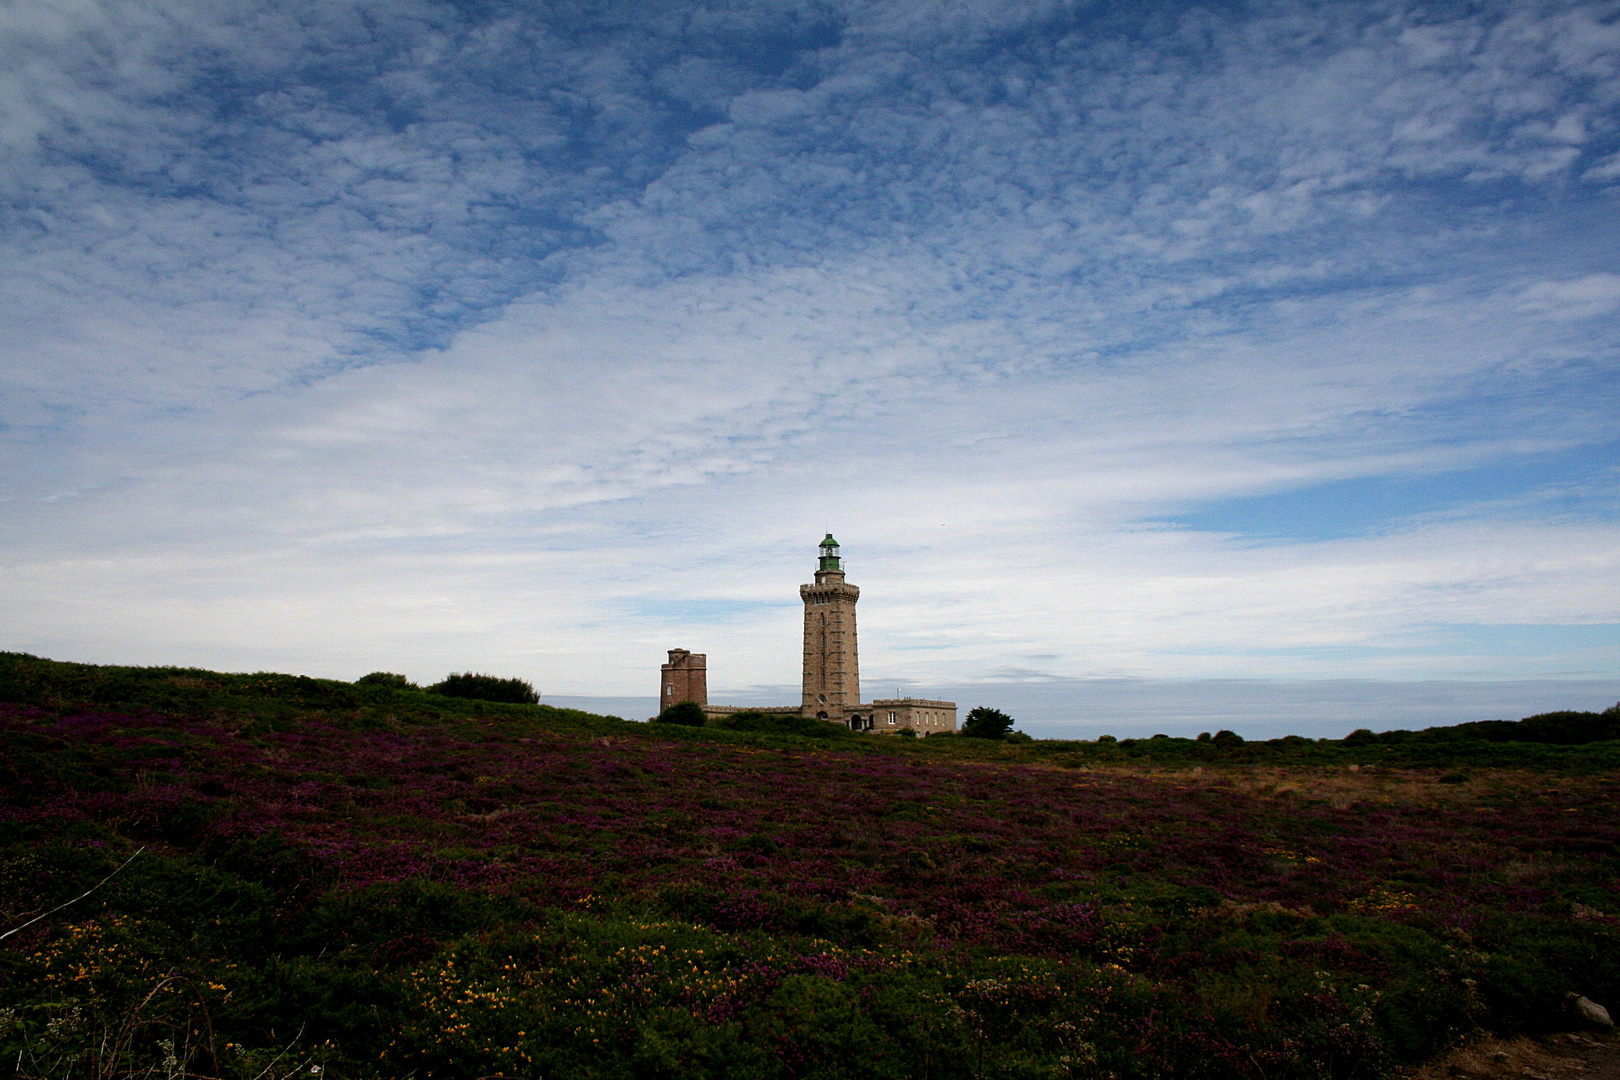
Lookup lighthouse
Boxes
[800,533,860,718]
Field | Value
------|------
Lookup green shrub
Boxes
[426,672,538,704]
[962,706,1015,740]
[356,671,417,690]
[1472,913,1620,1033]
[654,700,708,726]
[297,878,503,963]
[710,709,773,730]
[710,710,854,738]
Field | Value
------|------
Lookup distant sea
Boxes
[546,678,1620,741]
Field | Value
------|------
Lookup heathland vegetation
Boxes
[1,651,1617,1079]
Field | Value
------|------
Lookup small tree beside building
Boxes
[962,706,1016,740]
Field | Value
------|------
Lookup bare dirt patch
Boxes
[1405,1032,1620,1080]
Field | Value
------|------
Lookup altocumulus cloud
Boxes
[1,0,1617,724]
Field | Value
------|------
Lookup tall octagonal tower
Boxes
[800,534,860,718]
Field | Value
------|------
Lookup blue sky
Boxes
[2,0,1617,727]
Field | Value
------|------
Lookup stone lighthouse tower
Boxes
[800,534,860,718]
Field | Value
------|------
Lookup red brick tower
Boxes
[660,649,707,707]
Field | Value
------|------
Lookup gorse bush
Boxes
[426,671,538,704]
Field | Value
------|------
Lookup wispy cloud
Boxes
[2,0,1617,710]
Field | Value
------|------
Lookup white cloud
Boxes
[5,254,1617,690]
[1519,272,1620,319]
[2,0,1619,700]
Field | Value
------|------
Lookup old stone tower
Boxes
[800,534,859,718]
[659,648,707,707]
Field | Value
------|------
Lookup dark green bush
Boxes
[1341,706,1620,750]
[710,709,772,730]
[296,878,504,963]
[356,671,417,690]
[654,700,708,726]
[962,706,1015,739]
[426,672,538,704]
[206,830,328,907]
[717,711,855,738]
[1472,914,1620,1034]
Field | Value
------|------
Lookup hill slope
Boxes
[2,653,1618,1079]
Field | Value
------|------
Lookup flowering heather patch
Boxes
[6,704,1614,936]
[2,662,1619,1078]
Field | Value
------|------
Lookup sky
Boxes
[2,0,1618,735]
